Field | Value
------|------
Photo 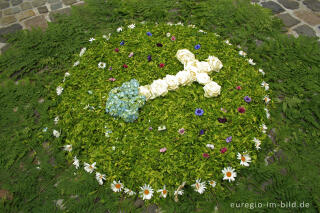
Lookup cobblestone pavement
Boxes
[1,0,320,54]
[0,0,84,53]
[254,0,320,38]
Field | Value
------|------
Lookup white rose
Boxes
[139,85,152,101]
[206,56,223,72]
[176,49,195,66]
[176,71,193,86]
[149,79,168,99]
[195,61,212,73]
[164,75,179,90]
[196,73,211,85]
[184,61,199,81]
[203,81,221,97]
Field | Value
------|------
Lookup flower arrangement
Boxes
[52,22,271,203]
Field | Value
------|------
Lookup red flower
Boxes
[203,153,210,158]
[115,48,119,52]
[237,107,246,113]
[171,36,176,41]
[236,86,241,90]
[123,64,128,68]
[159,63,165,68]
[220,147,227,154]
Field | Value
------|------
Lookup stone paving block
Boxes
[303,0,320,12]
[277,13,300,27]
[37,6,48,14]
[0,11,2,18]
[3,6,21,15]
[0,23,22,42]
[12,0,22,6]
[0,16,17,26]
[0,1,10,9]
[49,7,71,22]
[48,0,60,3]
[294,10,320,26]
[50,2,62,10]
[62,0,77,5]
[17,10,36,21]
[21,2,33,10]
[277,0,299,9]
[32,0,46,7]
[293,24,316,36]
[261,1,285,14]
[24,15,48,30]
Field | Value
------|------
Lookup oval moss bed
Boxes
[52,22,270,203]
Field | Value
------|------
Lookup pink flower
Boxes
[109,78,116,82]
[178,128,185,135]
[115,48,119,52]
[236,86,241,90]
[159,63,165,68]
[123,64,128,68]
[220,147,227,154]
[237,107,246,113]
[203,153,210,158]
[160,147,167,153]
[128,52,134,57]
[171,36,176,41]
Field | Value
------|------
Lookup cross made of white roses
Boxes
[138,49,223,100]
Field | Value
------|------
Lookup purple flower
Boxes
[147,32,152,36]
[195,108,204,116]
[156,43,163,47]
[148,127,153,130]
[244,96,252,103]
[195,44,201,50]
[218,118,227,123]
[178,128,185,135]
[120,41,125,46]
[147,55,152,62]
[109,67,112,71]
[226,136,232,143]
[199,129,205,135]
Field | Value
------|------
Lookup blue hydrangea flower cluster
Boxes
[105,79,146,122]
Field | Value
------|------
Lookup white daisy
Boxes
[79,47,86,57]
[174,188,184,196]
[112,146,116,151]
[98,62,106,69]
[222,167,237,182]
[206,144,215,149]
[259,69,265,75]
[73,156,80,169]
[263,95,271,104]
[265,108,270,119]
[124,188,136,196]
[253,137,261,150]
[89,37,95,42]
[84,162,96,173]
[64,72,70,78]
[63,144,72,152]
[139,184,154,200]
[157,186,168,198]
[176,22,183,26]
[191,179,206,194]
[237,153,252,167]
[111,180,123,192]
[158,125,166,131]
[248,58,256,65]
[224,40,232,45]
[128,24,135,29]
[117,27,123,32]
[198,29,206,33]
[167,22,173,26]
[56,86,63,96]
[261,123,268,134]
[95,172,106,185]
[261,81,269,90]
[103,33,111,40]
[53,130,60,138]
[208,180,216,188]
[73,61,80,67]
[166,32,171,37]
[239,50,247,57]
[54,116,59,125]
[188,24,196,28]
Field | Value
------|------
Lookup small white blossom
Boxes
[54,116,59,125]
[261,81,269,91]
[263,95,271,104]
[95,172,106,185]
[208,180,216,187]
[166,32,171,37]
[53,130,60,138]
[98,62,106,69]
[112,146,116,151]
[124,188,136,196]
[84,162,96,173]
[191,179,206,194]
[89,38,95,42]
[117,27,123,32]
[128,24,135,29]
[265,108,270,119]
[157,186,168,198]
[167,22,173,26]
[253,138,261,150]
[206,144,215,149]
[261,124,268,134]
[259,69,265,75]
[248,58,256,65]
[175,22,183,26]
[73,61,80,67]
[73,156,80,169]
[188,24,196,28]
[239,50,247,57]
[158,125,166,131]
[63,144,72,152]
[79,47,86,57]
[103,33,111,40]
[224,40,232,45]
[174,189,184,196]
[111,180,123,192]
[56,86,63,96]
[64,72,70,78]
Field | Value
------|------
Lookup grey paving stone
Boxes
[277,13,300,27]
[261,1,285,14]
[0,1,10,9]
[277,0,299,9]
[62,0,77,5]
[49,7,71,22]
[50,2,62,10]
[293,24,316,37]
[12,0,22,6]
[37,6,48,14]
[32,0,46,7]
[48,0,60,3]
[0,23,22,42]
[0,15,17,26]
[21,2,32,10]
[3,6,21,15]
[303,0,320,12]
[24,15,48,30]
